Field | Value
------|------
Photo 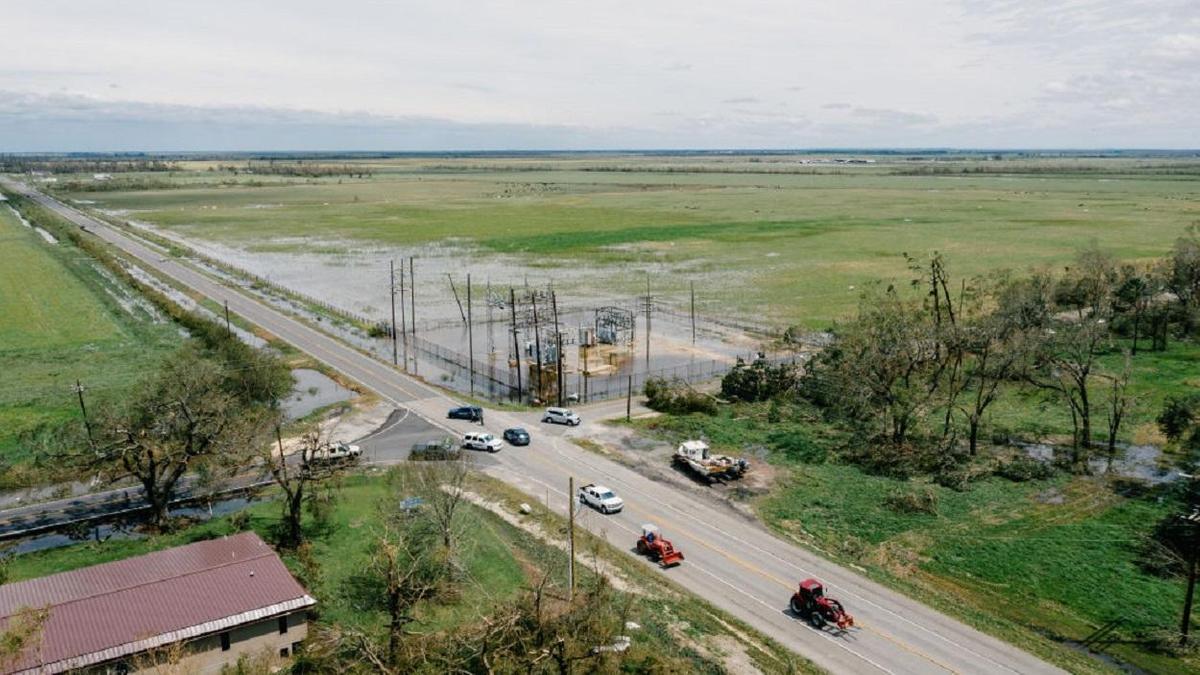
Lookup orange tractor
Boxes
[790,578,854,630]
[635,524,685,567]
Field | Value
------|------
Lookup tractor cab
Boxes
[797,578,825,602]
[641,524,660,543]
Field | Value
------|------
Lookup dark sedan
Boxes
[503,427,531,446]
[447,405,482,421]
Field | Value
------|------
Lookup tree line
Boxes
[718,225,1200,480]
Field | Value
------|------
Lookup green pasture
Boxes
[65,158,1200,327]
[0,201,179,479]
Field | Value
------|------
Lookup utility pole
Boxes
[568,475,576,600]
[399,258,408,371]
[467,273,474,396]
[224,300,232,337]
[531,292,543,404]
[409,257,417,374]
[389,260,398,366]
[510,287,522,402]
[626,373,633,421]
[644,275,652,370]
[73,380,94,449]
[447,273,467,324]
[1181,505,1200,646]
[690,280,697,344]
[551,290,563,407]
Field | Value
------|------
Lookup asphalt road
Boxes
[3,180,1065,675]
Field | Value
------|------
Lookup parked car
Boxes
[462,432,502,453]
[503,427,531,446]
[541,407,581,426]
[578,483,624,514]
[448,405,483,421]
[409,437,461,461]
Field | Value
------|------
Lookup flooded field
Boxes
[111,214,787,401]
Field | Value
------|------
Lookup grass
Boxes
[633,401,1199,674]
[7,471,813,673]
[59,156,1200,327]
[0,202,180,477]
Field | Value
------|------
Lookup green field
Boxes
[63,156,1200,327]
[0,200,179,482]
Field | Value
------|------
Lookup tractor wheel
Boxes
[636,539,648,555]
[809,612,826,629]
[789,596,806,616]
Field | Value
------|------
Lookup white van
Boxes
[462,432,502,453]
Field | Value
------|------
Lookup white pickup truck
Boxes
[577,483,624,514]
[309,441,362,464]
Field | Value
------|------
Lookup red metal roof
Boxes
[0,532,314,673]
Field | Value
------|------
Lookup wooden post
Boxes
[409,257,417,373]
[447,273,467,323]
[224,300,232,336]
[644,275,651,370]
[73,380,94,450]
[510,287,522,402]
[568,476,576,600]
[532,292,543,404]
[1182,512,1199,646]
[389,260,398,366]
[626,373,633,421]
[552,291,563,407]
[690,280,696,344]
[467,273,474,396]
[399,258,408,371]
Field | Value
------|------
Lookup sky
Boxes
[1,0,1198,151]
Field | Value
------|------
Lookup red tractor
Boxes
[635,524,685,567]
[790,578,854,630]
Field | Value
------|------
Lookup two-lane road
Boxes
[3,179,1064,674]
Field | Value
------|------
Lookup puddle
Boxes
[1021,442,1180,484]
[283,368,355,419]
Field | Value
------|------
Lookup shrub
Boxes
[883,485,938,515]
[644,377,718,415]
[995,455,1056,482]
[720,358,799,402]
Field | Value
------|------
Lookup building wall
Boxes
[126,611,308,674]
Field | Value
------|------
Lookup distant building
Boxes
[0,532,315,674]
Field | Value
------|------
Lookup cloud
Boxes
[850,107,937,126]
[822,102,852,110]
[721,97,760,105]
[664,62,693,72]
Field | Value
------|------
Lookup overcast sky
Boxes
[2,0,1197,151]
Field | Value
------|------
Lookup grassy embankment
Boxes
[632,395,1199,675]
[0,200,179,482]
[63,157,1200,327]
[8,471,814,673]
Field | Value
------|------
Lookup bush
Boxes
[721,358,800,402]
[995,455,1056,482]
[883,485,938,515]
[644,377,718,415]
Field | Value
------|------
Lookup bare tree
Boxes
[1027,319,1110,467]
[371,496,448,664]
[1103,352,1134,468]
[403,455,472,550]
[80,345,274,529]
[261,422,349,549]
[957,317,1027,455]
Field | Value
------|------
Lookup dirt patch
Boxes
[456,489,641,595]
[667,622,764,675]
